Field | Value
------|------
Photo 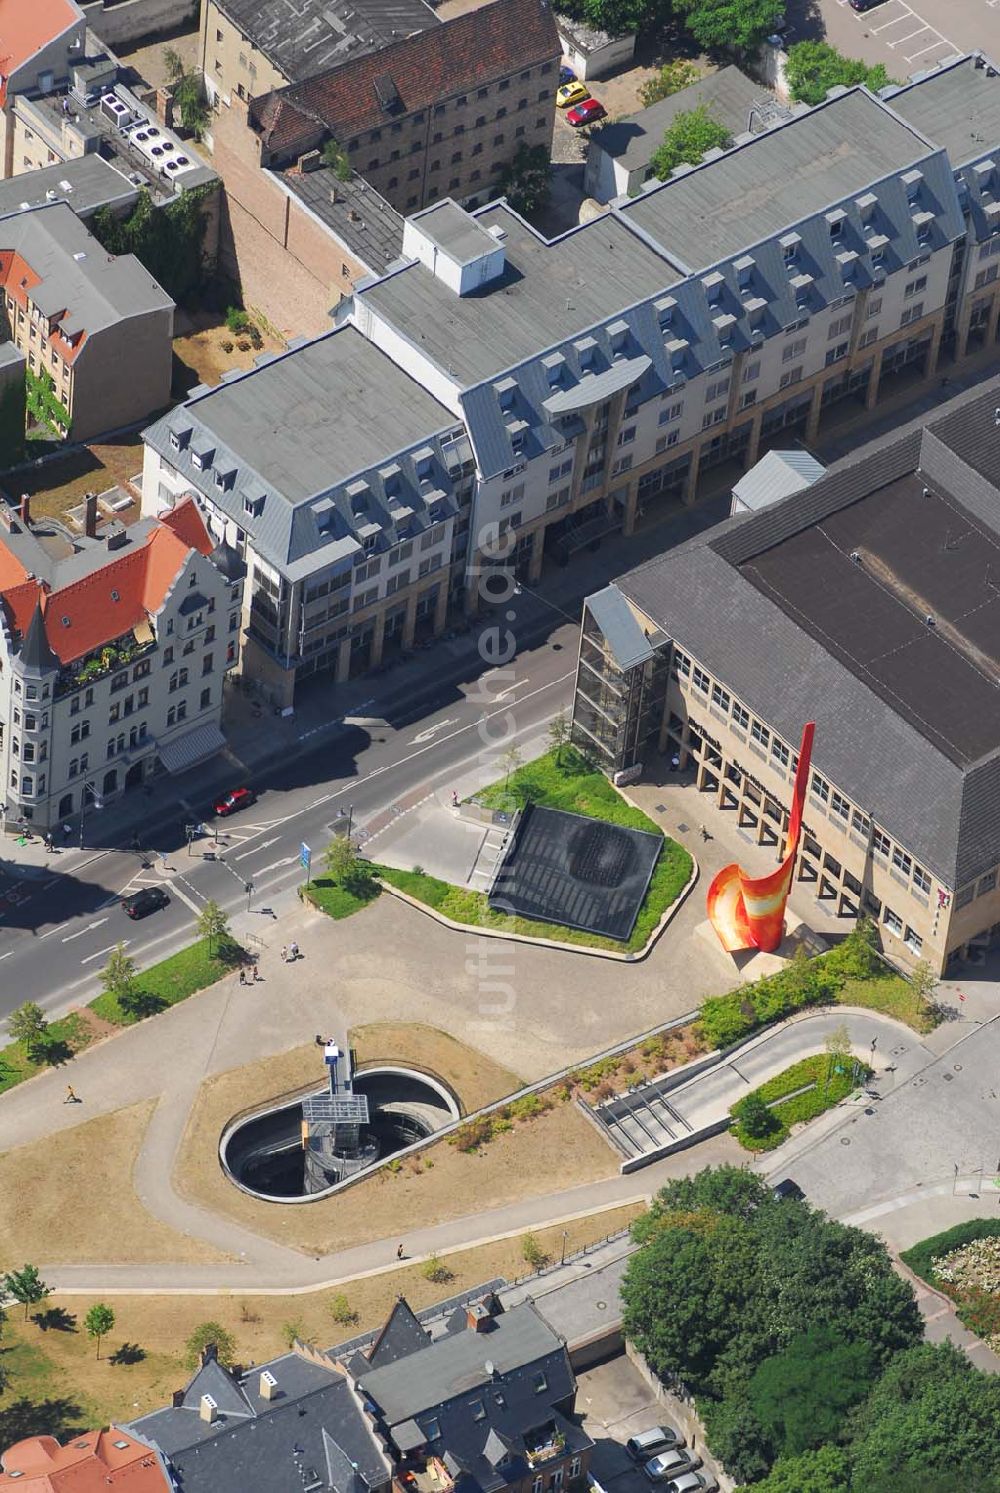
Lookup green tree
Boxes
[500,743,523,789]
[547,712,571,767]
[8,1002,51,1062]
[823,1021,853,1091]
[499,143,551,218]
[640,60,701,108]
[521,1232,549,1268]
[185,1320,237,1368]
[3,1264,51,1320]
[673,0,784,55]
[749,1326,878,1458]
[739,1444,851,1493]
[322,139,353,180]
[85,1303,115,1359]
[328,1293,359,1326]
[702,1396,772,1486]
[162,46,185,82]
[648,104,732,181]
[421,1253,453,1283]
[196,899,230,954]
[732,1090,777,1140]
[908,958,938,1006]
[846,1341,1000,1490]
[554,0,660,39]
[322,833,373,893]
[635,1164,773,1238]
[174,73,209,139]
[100,943,141,1016]
[785,41,892,106]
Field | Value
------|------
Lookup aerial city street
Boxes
[2,0,1000,1488]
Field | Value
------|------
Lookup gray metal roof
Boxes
[732,449,825,511]
[126,1349,390,1493]
[591,66,764,174]
[215,0,439,83]
[358,203,679,390]
[279,165,404,274]
[0,156,138,221]
[357,1303,565,1424]
[412,199,501,265]
[0,201,173,335]
[587,585,656,670]
[619,88,937,271]
[888,53,1000,166]
[616,375,1000,890]
[0,341,24,369]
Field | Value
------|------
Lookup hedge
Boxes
[731,1051,872,1151]
[901,1220,1000,1286]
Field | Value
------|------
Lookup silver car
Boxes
[643,1450,702,1482]
[626,1427,684,1461]
[665,1474,717,1493]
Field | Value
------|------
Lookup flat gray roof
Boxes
[0,156,138,221]
[186,325,454,504]
[216,0,438,83]
[620,89,932,270]
[593,65,763,174]
[0,341,25,369]
[360,203,678,388]
[279,164,403,274]
[414,199,500,264]
[889,53,1000,165]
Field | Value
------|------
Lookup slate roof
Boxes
[250,0,559,154]
[615,376,1000,891]
[591,65,763,175]
[279,164,404,274]
[366,1298,432,1368]
[213,0,439,85]
[126,1349,391,1493]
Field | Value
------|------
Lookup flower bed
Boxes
[901,1221,1000,1350]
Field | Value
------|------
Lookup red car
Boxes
[214,786,256,817]
[566,97,606,128]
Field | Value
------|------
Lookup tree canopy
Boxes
[90,185,211,307]
[749,1326,878,1458]
[648,104,732,182]
[498,144,551,218]
[672,0,784,54]
[785,41,892,106]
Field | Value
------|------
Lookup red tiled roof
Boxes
[0,0,81,82]
[251,0,559,152]
[0,1427,170,1490]
[0,497,215,667]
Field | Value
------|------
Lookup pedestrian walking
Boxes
[252,962,260,982]
[451,790,459,807]
[396,1243,405,1260]
[64,1084,80,1104]
[280,945,287,962]
[700,824,712,842]
[289,941,299,961]
[239,967,247,985]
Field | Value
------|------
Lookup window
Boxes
[202,653,214,676]
[702,404,727,429]
[750,719,769,749]
[913,864,931,894]
[673,650,691,678]
[200,687,212,710]
[904,275,927,299]
[771,737,790,769]
[828,313,853,340]
[979,869,998,896]
[866,296,882,319]
[779,366,803,389]
[830,790,850,822]
[904,926,923,955]
[892,846,913,876]
[956,883,975,909]
[900,302,924,326]
[883,906,903,936]
[811,772,830,804]
[612,454,632,475]
[692,665,710,695]
[872,828,891,858]
[859,327,878,348]
[742,360,760,384]
[706,376,730,402]
[711,683,730,711]
[826,342,849,365]
[783,337,807,362]
[617,425,636,446]
[732,702,750,731]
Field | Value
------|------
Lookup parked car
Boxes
[566,98,607,127]
[772,1177,805,1202]
[121,887,169,919]
[627,1428,685,1461]
[214,786,256,817]
[556,80,590,109]
[644,1450,702,1482]
[559,63,576,85]
[665,1475,718,1493]
[849,0,885,9]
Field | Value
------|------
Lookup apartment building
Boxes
[572,378,1000,977]
[0,0,87,177]
[0,494,243,831]
[0,1427,172,1491]
[0,200,173,439]
[141,324,474,703]
[200,0,439,109]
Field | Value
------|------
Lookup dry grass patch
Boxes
[4,1204,643,1428]
[0,1103,230,1270]
[351,1021,520,1112]
[172,311,284,389]
[5,435,144,524]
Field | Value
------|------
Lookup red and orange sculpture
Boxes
[706,722,816,954]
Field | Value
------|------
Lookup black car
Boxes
[848,0,885,10]
[772,1177,806,1202]
[122,887,169,919]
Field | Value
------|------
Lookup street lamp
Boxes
[561,1230,568,1266]
[79,779,103,849]
[185,823,198,856]
[245,879,254,914]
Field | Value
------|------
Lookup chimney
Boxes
[466,1301,492,1333]
[84,490,98,537]
[259,1369,279,1401]
[200,1342,218,1367]
[19,493,30,526]
[199,1395,218,1423]
[172,1390,185,1408]
[105,520,128,551]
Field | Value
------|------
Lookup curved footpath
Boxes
[9,1005,942,1294]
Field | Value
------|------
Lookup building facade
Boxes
[571,378,1000,976]
[0,0,87,178]
[0,495,243,830]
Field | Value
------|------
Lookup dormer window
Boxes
[780,231,801,265]
[654,294,676,332]
[733,255,754,291]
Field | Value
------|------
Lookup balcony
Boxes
[525,1428,565,1466]
[398,1458,454,1493]
[55,636,155,700]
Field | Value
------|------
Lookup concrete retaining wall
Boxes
[84,0,196,47]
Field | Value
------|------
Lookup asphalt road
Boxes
[0,619,577,1026]
[785,0,999,72]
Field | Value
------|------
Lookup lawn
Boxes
[2,434,144,523]
[901,1220,1000,1349]
[0,1202,644,1430]
[731,1051,872,1151]
[303,876,380,920]
[833,971,938,1032]
[378,747,692,954]
[89,937,242,1025]
[0,1012,97,1098]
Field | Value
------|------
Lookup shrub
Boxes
[522,1232,549,1269]
[450,1115,494,1151]
[732,1091,778,1140]
[508,1093,548,1122]
[328,1293,359,1326]
[422,1253,453,1283]
[185,1321,237,1368]
[225,306,251,335]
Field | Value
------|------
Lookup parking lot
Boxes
[786,0,1000,72]
[575,1356,724,1492]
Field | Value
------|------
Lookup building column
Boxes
[744,408,765,470]
[433,579,449,634]
[335,637,352,684]
[755,807,768,845]
[924,316,945,378]
[804,379,824,443]
[402,589,419,649]
[989,290,1000,346]
[622,481,640,537]
[370,609,387,669]
[865,346,885,411]
[528,523,545,584]
[682,444,702,506]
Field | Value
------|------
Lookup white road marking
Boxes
[410,717,459,744]
[62,917,108,944]
[170,879,205,914]
[234,837,279,861]
[0,951,12,962]
[81,939,129,965]
[252,855,299,875]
